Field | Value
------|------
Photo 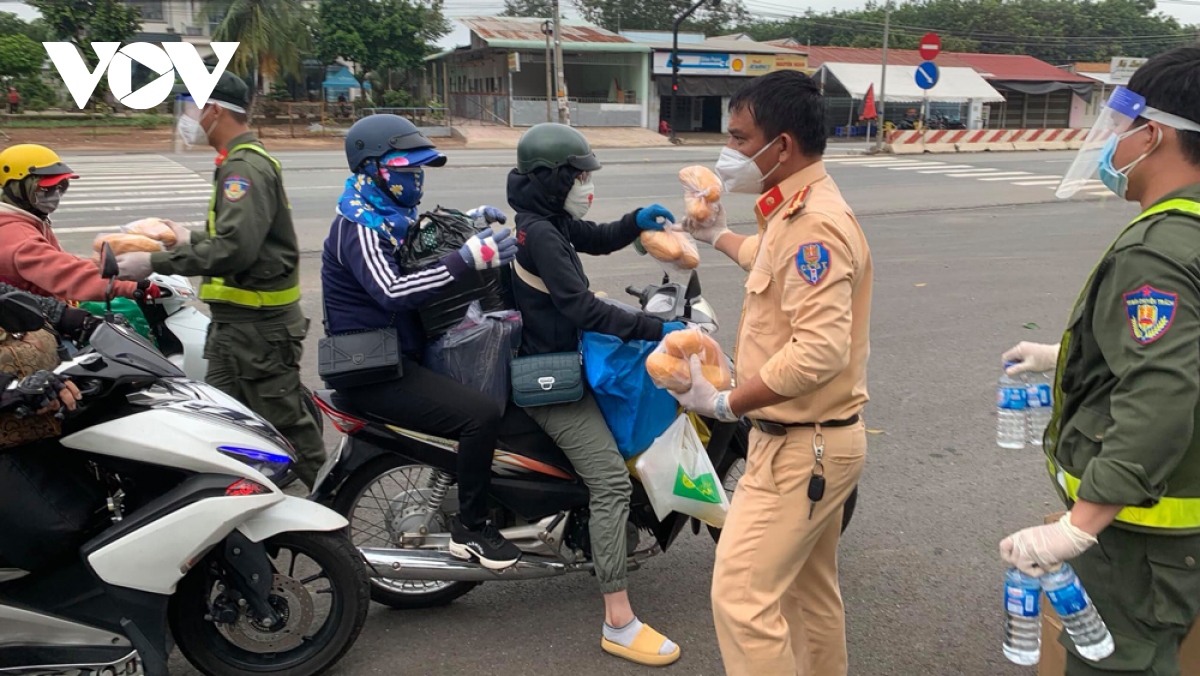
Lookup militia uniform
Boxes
[712,160,872,675]
[150,76,324,484]
[1045,186,1200,674]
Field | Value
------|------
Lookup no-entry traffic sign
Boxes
[919,32,942,61]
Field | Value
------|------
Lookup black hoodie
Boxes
[508,167,665,356]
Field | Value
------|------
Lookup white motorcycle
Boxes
[0,260,369,676]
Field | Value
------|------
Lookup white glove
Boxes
[116,252,153,281]
[1000,512,1097,577]
[668,355,737,422]
[1003,341,1060,376]
[163,219,191,250]
[679,202,732,246]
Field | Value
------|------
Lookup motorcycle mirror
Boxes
[684,271,702,300]
[99,243,119,280]
[0,292,48,334]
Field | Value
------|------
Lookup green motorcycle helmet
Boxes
[516,123,602,175]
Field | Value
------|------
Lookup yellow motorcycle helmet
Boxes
[0,144,78,188]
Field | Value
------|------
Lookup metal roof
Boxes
[640,38,804,55]
[456,16,631,44]
[799,45,1093,83]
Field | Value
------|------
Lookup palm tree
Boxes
[206,0,313,105]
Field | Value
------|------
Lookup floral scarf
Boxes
[336,151,425,247]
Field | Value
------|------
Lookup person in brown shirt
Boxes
[674,70,872,676]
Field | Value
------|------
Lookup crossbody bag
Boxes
[509,260,584,407]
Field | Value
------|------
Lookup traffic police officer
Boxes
[674,70,872,676]
[116,72,325,486]
[1002,46,1200,675]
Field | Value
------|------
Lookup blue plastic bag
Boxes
[582,331,679,459]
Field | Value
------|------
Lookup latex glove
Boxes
[636,204,674,231]
[459,227,517,271]
[669,355,737,422]
[1003,341,1061,376]
[680,202,732,246]
[1000,512,1097,577]
[116,252,153,280]
[662,321,687,338]
[162,219,191,250]
[467,205,508,225]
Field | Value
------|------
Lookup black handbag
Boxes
[318,294,402,388]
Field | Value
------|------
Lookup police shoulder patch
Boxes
[1124,285,1178,345]
[795,241,831,285]
[223,175,250,202]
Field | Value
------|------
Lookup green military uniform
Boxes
[150,75,324,485]
[1046,185,1200,674]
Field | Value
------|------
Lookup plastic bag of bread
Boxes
[638,224,700,272]
[646,327,731,392]
[121,218,177,248]
[679,165,723,224]
[92,233,164,256]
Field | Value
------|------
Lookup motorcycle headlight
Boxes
[217,445,292,483]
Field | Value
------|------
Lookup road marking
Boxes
[55,221,205,235]
[888,164,973,172]
[1013,179,1065,186]
[68,183,210,194]
[65,189,212,201]
[942,169,1005,176]
[914,166,991,173]
[61,195,212,206]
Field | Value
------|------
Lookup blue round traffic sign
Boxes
[916,61,939,89]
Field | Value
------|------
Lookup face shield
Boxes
[176,95,246,148]
[1057,86,1200,198]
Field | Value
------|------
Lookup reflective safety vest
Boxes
[198,143,301,308]
[1047,197,1200,530]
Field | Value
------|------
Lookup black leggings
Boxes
[338,357,500,529]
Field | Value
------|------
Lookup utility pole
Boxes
[874,0,892,153]
[553,0,569,125]
[670,0,718,144]
[542,20,553,123]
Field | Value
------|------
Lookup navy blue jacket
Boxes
[321,214,470,357]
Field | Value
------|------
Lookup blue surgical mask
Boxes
[1098,125,1160,199]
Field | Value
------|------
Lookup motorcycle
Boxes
[310,271,857,609]
[0,247,369,676]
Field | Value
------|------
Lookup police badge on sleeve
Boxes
[223,175,250,202]
[796,242,831,285]
[1124,285,1178,344]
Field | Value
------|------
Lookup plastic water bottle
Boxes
[1041,564,1115,662]
[998,363,1028,449]
[1026,372,1053,447]
[1003,568,1042,665]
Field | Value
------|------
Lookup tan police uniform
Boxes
[713,160,872,676]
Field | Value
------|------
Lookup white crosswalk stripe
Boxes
[55,154,211,234]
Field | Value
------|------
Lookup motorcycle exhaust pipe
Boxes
[360,547,573,582]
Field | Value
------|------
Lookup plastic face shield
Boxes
[1057,86,1200,198]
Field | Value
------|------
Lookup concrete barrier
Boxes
[886,127,1087,154]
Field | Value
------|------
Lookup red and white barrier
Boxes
[884,128,1087,154]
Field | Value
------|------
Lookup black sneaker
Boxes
[449,518,521,570]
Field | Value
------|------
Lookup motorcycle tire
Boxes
[707,424,858,543]
[275,387,326,491]
[333,456,479,609]
[170,531,369,676]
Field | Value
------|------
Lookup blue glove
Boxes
[662,321,687,338]
[636,204,674,231]
[468,205,508,225]
[459,228,518,271]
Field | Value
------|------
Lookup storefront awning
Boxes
[655,76,750,98]
[821,63,1005,103]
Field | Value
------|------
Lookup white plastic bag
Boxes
[635,414,730,528]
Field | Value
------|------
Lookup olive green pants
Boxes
[1066,526,1200,675]
[204,314,326,487]
[525,391,631,594]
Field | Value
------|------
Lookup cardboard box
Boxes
[1036,514,1200,675]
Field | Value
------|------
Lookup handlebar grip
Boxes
[625,286,644,298]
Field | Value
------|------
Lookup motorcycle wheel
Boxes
[275,387,325,491]
[333,456,479,609]
[170,531,369,676]
[707,424,858,543]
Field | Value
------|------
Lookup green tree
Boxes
[29,0,141,45]
[207,0,314,100]
[502,0,556,18]
[0,11,50,42]
[0,34,43,80]
[316,0,448,93]
[573,0,749,35]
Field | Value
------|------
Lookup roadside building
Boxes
[1069,58,1147,127]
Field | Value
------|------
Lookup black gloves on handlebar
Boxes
[0,370,70,417]
[56,306,105,344]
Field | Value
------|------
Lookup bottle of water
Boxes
[1026,372,1053,447]
[998,363,1028,449]
[1041,564,1115,662]
[1003,568,1042,665]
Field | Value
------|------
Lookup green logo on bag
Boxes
[674,468,722,504]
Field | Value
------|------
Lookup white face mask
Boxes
[715,136,782,194]
[564,179,595,219]
[178,111,212,147]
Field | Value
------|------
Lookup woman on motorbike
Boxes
[0,144,151,302]
[320,115,522,569]
[507,123,683,667]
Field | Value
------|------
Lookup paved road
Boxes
[49,148,1137,675]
